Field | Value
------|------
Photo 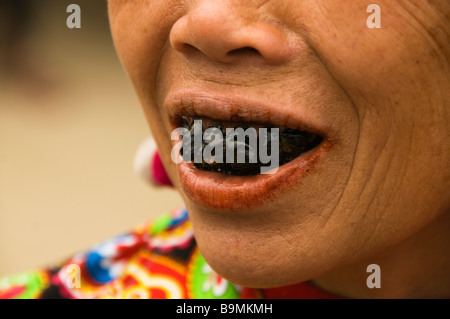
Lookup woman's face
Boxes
[108,0,450,289]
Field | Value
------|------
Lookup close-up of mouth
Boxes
[165,90,332,210]
[2,0,448,302]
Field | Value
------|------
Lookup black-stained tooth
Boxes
[180,118,323,176]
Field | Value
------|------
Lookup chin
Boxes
[184,199,345,289]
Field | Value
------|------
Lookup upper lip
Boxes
[164,88,328,139]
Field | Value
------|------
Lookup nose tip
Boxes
[169,2,296,65]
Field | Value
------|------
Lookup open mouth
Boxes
[180,116,323,176]
[165,90,332,209]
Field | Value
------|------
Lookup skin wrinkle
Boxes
[317,125,447,296]
[253,0,272,11]
[396,0,450,64]
[381,127,413,211]
[357,145,403,254]
[357,122,394,216]
[362,131,408,239]
[430,80,450,154]
[302,46,360,233]
[286,6,363,235]
[326,119,386,237]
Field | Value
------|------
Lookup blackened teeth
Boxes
[181,117,322,176]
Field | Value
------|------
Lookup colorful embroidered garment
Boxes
[0,207,340,299]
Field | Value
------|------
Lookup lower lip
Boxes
[176,141,331,210]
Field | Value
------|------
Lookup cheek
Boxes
[108,1,182,161]
[304,1,446,104]
[296,0,450,246]
[109,1,182,97]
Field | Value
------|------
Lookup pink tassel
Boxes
[134,137,173,187]
[150,151,173,187]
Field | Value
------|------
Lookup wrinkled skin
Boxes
[108,0,450,298]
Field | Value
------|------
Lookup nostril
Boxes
[227,47,260,57]
[176,43,200,55]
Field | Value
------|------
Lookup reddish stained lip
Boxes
[165,89,332,210]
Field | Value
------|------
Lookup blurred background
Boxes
[0,0,183,276]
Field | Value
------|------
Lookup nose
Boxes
[170,1,296,65]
